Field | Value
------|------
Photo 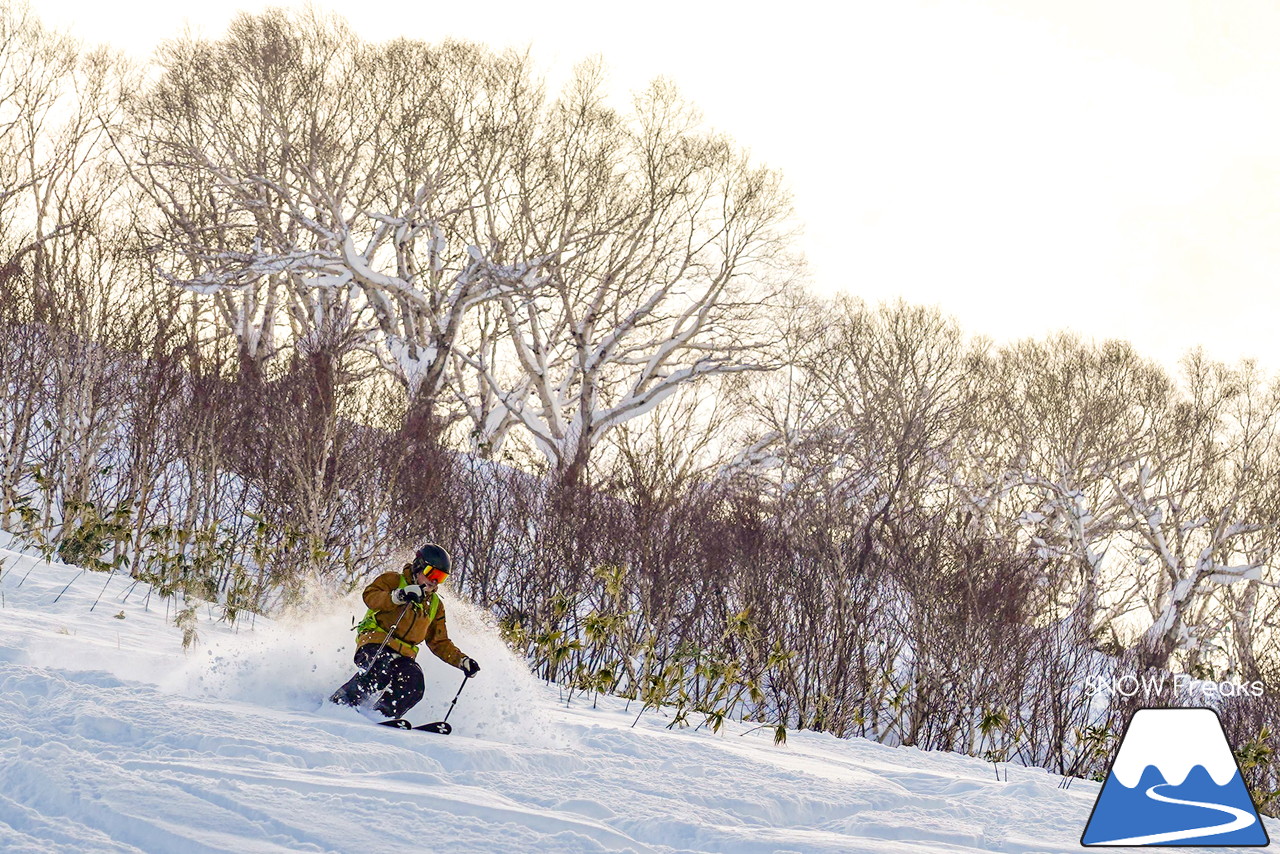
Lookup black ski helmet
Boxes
[412,543,451,573]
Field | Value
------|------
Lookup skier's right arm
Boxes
[362,573,401,612]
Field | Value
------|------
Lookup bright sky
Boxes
[35,0,1280,371]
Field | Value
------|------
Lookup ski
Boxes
[377,718,413,729]
[373,718,449,734]
[413,721,452,735]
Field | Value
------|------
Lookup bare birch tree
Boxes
[720,287,841,520]
[466,73,795,484]
[134,15,545,434]
[0,2,142,551]
[996,335,1172,630]
[130,9,373,385]
[1115,353,1280,671]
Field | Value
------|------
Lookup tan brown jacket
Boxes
[356,568,465,666]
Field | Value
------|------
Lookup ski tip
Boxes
[414,721,452,735]
[377,718,413,729]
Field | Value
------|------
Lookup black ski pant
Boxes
[330,644,425,719]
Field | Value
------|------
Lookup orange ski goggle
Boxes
[419,565,449,584]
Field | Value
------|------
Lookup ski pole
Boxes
[418,672,471,734]
[439,672,470,726]
[359,604,414,712]
[365,603,412,671]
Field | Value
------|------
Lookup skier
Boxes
[330,543,481,720]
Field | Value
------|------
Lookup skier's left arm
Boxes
[424,599,475,673]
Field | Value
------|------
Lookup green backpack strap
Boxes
[355,586,439,633]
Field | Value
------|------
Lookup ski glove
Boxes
[460,656,481,677]
[391,584,423,605]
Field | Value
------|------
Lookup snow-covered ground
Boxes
[0,541,1268,854]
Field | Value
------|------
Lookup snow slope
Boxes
[0,542,1269,854]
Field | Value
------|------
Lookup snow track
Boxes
[0,546,1271,853]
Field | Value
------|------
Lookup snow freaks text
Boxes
[1085,673,1265,700]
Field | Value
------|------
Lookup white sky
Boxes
[34,0,1280,371]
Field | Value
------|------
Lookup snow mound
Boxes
[1,543,1271,853]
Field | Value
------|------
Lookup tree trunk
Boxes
[1133,580,1191,671]
[391,390,452,540]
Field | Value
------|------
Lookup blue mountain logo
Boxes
[1082,707,1270,846]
